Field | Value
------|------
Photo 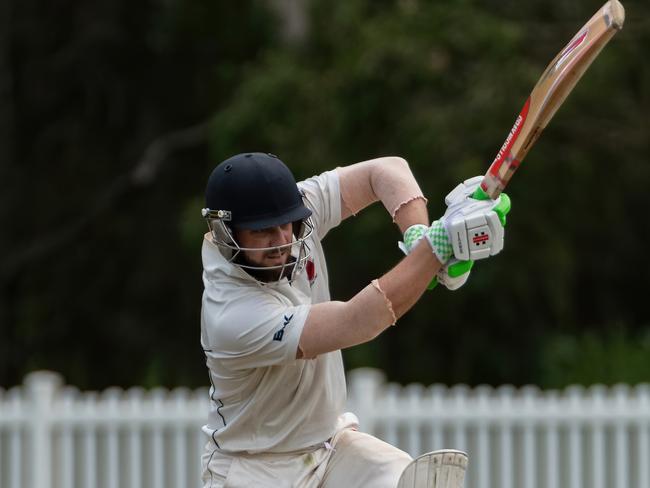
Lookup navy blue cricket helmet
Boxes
[201,152,314,282]
[203,152,312,230]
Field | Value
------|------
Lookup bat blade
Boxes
[478,0,625,200]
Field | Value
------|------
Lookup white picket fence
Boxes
[1,369,649,488]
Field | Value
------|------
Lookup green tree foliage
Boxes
[1,0,278,388]
[207,0,650,386]
[541,327,650,387]
[2,0,649,389]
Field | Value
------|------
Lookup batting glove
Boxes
[400,192,510,262]
[399,176,510,289]
[399,225,475,290]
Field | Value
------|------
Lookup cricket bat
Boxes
[475,0,625,200]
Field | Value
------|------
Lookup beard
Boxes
[234,252,297,283]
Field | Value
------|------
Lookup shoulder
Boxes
[202,286,300,347]
[297,170,340,200]
[203,284,283,327]
[297,170,341,238]
[202,286,310,367]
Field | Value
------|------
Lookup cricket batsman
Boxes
[199,152,510,487]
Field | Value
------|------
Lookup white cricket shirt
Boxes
[200,170,346,454]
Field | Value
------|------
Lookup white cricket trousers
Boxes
[202,421,412,487]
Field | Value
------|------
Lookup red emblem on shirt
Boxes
[306,259,317,286]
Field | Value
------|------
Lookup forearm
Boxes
[376,239,440,317]
[337,157,429,232]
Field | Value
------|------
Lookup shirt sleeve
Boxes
[297,170,342,239]
[202,292,310,370]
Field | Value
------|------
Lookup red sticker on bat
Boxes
[489,97,530,179]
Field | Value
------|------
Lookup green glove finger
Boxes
[472,186,490,201]
[428,261,473,291]
[493,193,511,226]
[448,259,474,278]
[471,186,511,226]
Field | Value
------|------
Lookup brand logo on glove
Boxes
[455,232,464,254]
[472,232,489,246]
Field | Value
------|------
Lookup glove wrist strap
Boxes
[424,220,453,264]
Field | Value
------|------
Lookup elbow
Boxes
[382,156,409,170]
[363,323,384,343]
[369,156,410,193]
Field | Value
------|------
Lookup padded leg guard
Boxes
[396,449,468,488]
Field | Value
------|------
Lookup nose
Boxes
[270,225,292,247]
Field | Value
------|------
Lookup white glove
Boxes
[442,196,508,261]
[440,175,509,287]
[438,258,473,290]
[399,225,474,290]
[400,191,510,263]
[399,176,510,288]
[444,175,484,206]
[399,177,485,290]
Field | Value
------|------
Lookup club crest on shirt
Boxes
[306,259,317,287]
